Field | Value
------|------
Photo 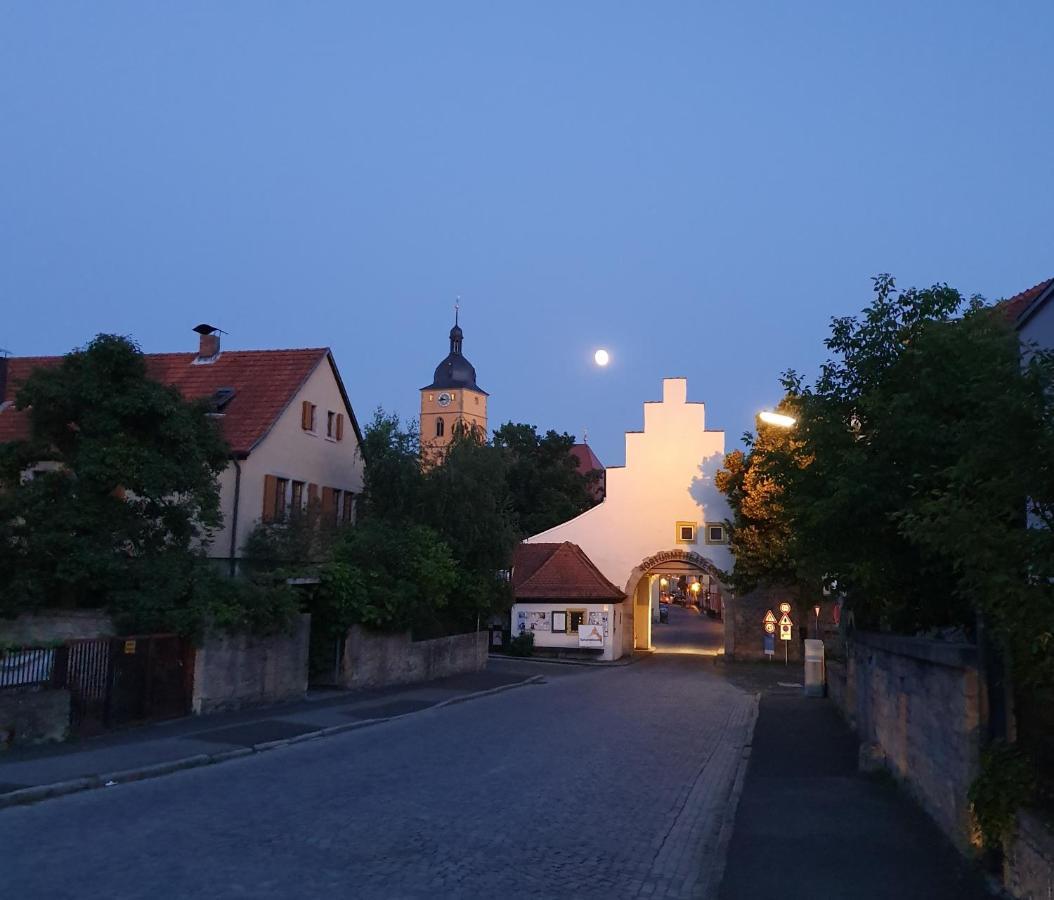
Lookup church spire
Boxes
[449,297,464,355]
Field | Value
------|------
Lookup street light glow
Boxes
[759,411,797,428]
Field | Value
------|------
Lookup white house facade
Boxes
[526,377,732,655]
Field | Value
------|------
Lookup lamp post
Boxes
[690,581,701,610]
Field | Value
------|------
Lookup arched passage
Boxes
[624,549,725,654]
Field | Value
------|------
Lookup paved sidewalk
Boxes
[718,691,993,900]
[0,658,550,806]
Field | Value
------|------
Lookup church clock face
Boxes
[437,392,452,407]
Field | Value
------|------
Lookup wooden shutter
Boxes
[336,413,344,441]
[301,401,313,430]
[321,486,336,522]
[262,474,278,522]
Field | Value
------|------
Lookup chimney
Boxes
[193,324,222,363]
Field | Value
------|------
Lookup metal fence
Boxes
[0,646,59,689]
[1,636,191,736]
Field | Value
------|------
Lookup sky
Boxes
[2,3,1052,466]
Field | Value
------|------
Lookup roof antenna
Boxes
[583,427,589,444]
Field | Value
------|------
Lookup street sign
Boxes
[764,622,776,634]
[779,623,792,641]
[779,602,792,615]
[763,609,777,625]
[763,633,775,656]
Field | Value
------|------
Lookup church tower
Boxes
[420,308,488,461]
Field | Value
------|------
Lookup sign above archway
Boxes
[638,549,721,576]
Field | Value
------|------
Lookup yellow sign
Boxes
[779,623,792,641]
[763,610,777,625]
[123,639,137,655]
[779,602,792,615]
[778,613,792,627]
[764,622,776,634]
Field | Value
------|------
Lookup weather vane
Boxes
[454,296,460,325]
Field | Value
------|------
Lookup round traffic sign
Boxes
[779,602,792,614]
[764,622,776,634]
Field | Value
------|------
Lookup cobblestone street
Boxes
[0,657,755,899]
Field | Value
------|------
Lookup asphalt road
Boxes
[0,656,756,899]
[651,605,725,655]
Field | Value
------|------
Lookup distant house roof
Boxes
[0,348,363,458]
[570,443,604,474]
[512,542,625,601]
[1000,277,1054,329]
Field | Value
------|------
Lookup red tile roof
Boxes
[569,443,604,473]
[513,542,625,601]
[0,348,352,457]
[1000,277,1054,326]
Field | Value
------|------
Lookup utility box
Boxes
[804,639,825,697]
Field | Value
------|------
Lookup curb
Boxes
[0,675,542,811]
[710,692,761,893]
[488,654,635,668]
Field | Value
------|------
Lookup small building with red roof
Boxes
[0,326,365,571]
[1001,276,1054,351]
[511,541,627,660]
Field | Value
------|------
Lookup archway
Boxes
[624,549,725,654]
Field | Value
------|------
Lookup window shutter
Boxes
[262,475,278,522]
[322,487,336,522]
[336,413,344,441]
[301,401,312,430]
[307,483,319,507]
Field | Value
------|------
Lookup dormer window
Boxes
[208,387,236,414]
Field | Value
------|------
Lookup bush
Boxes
[507,631,534,657]
[969,740,1036,850]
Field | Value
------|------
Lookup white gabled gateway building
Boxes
[516,378,733,658]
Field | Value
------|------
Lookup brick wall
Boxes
[0,686,71,747]
[0,610,114,644]
[340,627,488,690]
[1005,809,1054,900]
[191,614,311,714]
[829,632,983,850]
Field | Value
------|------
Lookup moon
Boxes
[594,348,610,367]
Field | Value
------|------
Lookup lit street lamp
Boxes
[758,410,796,428]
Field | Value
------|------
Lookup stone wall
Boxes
[191,614,310,714]
[341,626,488,690]
[829,631,983,850]
[1005,810,1054,900]
[724,585,831,663]
[0,686,71,747]
[0,610,114,644]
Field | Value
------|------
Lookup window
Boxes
[568,609,586,634]
[551,611,567,633]
[705,523,728,545]
[327,411,336,438]
[301,401,317,432]
[436,417,445,438]
[290,481,304,518]
[676,521,697,544]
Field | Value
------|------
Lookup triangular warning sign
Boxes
[763,610,778,624]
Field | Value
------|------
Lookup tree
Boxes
[714,401,806,597]
[492,422,597,536]
[0,335,235,630]
[724,275,1054,689]
[421,425,518,631]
